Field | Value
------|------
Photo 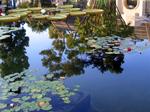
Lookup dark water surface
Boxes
[1,23,150,112]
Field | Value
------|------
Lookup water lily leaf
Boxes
[0,15,20,23]
[41,105,52,111]
[21,96,30,101]
[32,94,43,99]
[2,110,12,112]
[0,103,7,109]
[11,98,20,102]
[69,11,86,16]
[73,88,79,92]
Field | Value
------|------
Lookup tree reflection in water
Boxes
[40,26,124,79]
[26,18,50,33]
[41,26,87,78]
[0,29,29,77]
[86,52,124,74]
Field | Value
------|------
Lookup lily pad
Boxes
[31,14,49,20]
[0,70,79,111]
[32,94,43,99]
[0,103,7,109]
[28,7,42,12]
[0,16,20,23]
[45,8,56,11]
[48,14,67,21]
[57,5,73,9]
[9,12,28,18]
[83,9,104,14]
[8,9,28,13]
[21,96,30,101]
[61,8,80,13]
[69,11,86,16]
[11,98,20,102]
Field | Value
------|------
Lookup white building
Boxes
[116,0,150,26]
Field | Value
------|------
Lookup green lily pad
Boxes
[46,74,54,79]
[105,52,113,55]
[28,7,42,12]
[31,88,41,93]
[31,14,49,20]
[8,9,28,13]
[45,8,56,11]
[32,94,43,99]
[9,12,28,18]
[0,70,79,111]
[2,110,12,112]
[113,51,121,54]
[70,8,81,12]
[83,9,104,14]
[41,105,52,111]
[69,11,86,16]
[0,103,7,109]
[64,100,71,104]
[61,8,80,13]
[0,16,20,23]
[73,88,79,92]
[11,98,20,102]
[47,14,67,21]
[21,96,30,101]
[57,5,73,9]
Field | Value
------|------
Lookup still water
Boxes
[1,23,150,112]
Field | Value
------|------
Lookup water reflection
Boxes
[40,28,125,78]
[87,52,124,74]
[0,29,29,77]
[26,18,50,33]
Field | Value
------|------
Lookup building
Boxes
[116,0,150,26]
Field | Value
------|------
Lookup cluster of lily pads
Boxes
[0,70,79,112]
[86,35,150,55]
[0,27,22,41]
[0,4,103,24]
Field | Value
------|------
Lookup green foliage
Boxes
[0,29,29,77]
[0,70,79,111]
[74,0,133,38]
[18,2,30,8]
[74,14,106,37]
[26,19,50,33]
[96,0,109,8]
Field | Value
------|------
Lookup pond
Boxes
[0,21,150,112]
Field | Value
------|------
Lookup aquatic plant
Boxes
[0,70,79,111]
[18,1,30,8]
[44,26,150,76]
[73,0,133,38]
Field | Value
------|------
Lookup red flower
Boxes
[127,47,132,52]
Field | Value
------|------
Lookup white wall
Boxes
[116,0,149,26]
